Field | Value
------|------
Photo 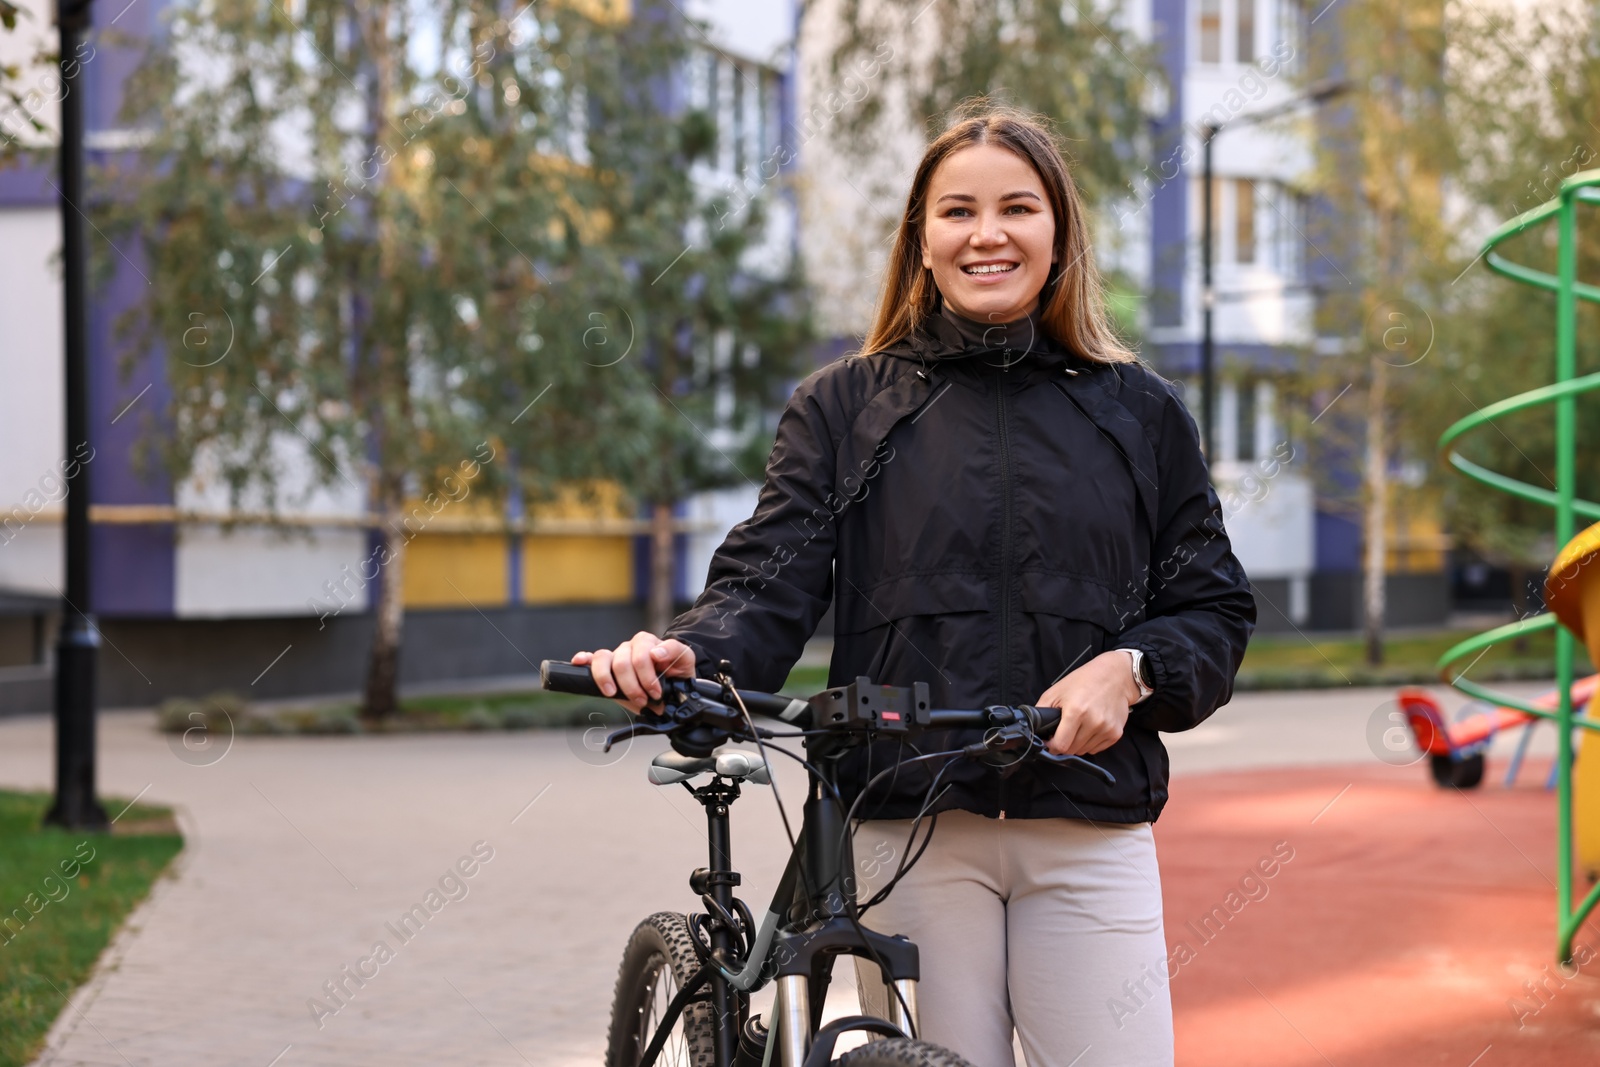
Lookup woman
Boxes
[575,105,1255,1066]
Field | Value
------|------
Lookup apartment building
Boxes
[0,0,802,708]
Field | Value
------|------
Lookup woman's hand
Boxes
[572,632,698,714]
[1035,651,1139,756]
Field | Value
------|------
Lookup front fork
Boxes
[773,974,920,1066]
[771,780,922,1064]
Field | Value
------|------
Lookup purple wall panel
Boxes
[1148,0,1189,332]
[1315,509,1361,572]
[0,162,54,206]
[91,523,173,616]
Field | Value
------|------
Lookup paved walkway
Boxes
[0,682,1565,1065]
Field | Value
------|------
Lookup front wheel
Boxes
[835,1037,978,1066]
[606,912,729,1067]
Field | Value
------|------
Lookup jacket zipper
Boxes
[995,370,1014,818]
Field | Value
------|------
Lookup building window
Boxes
[1237,0,1255,63]
[731,70,745,174]
[1237,378,1258,462]
[1276,0,1305,71]
[688,47,778,179]
[1195,177,1259,264]
[1196,0,1270,66]
[1199,0,1222,63]
[1235,179,1255,264]
[1269,183,1307,281]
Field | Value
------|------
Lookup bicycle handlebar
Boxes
[539,660,1114,785]
[540,659,811,724]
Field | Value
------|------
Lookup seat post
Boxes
[691,777,743,1059]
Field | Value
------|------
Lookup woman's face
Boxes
[921,143,1057,323]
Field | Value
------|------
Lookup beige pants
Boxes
[852,810,1174,1067]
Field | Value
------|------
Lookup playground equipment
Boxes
[1549,524,1600,885]
[1435,171,1600,961]
[1397,675,1600,790]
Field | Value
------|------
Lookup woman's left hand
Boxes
[1036,651,1139,756]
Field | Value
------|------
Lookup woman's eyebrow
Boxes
[932,190,1043,204]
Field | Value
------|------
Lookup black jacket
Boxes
[665,315,1255,824]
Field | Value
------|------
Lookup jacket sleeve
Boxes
[1114,383,1257,732]
[663,371,842,693]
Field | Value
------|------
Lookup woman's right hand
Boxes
[571,632,698,714]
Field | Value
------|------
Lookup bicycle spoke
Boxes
[637,956,692,1067]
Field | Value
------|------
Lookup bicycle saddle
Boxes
[648,749,772,785]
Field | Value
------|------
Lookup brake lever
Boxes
[601,709,679,751]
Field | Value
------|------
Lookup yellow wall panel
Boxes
[403,534,509,608]
[1386,508,1448,574]
[531,480,632,522]
[523,535,634,604]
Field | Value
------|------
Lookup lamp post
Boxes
[1198,78,1349,464]
[45,0,107,831]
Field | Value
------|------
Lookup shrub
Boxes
[501,704,542,730]
[462,705,502,731]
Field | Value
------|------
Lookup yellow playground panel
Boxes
[1548,523,1600,881]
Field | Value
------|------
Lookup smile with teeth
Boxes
[962,262,1018,275]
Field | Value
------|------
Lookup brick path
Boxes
[0,683,1557,1065]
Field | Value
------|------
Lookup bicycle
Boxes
[541,659,1116,1067]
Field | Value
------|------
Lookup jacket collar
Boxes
[875,311,1089,374]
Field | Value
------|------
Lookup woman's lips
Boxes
[959,261,1020,283]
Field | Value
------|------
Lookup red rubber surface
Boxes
[1155,760,1600,1065]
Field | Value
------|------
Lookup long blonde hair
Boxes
[861,103,1135,364]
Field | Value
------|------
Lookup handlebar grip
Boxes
[540,660,607,698]
[728,688,814,727]
[1030,705,1062,738]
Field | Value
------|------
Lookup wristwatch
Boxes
[1120,648,1155,704]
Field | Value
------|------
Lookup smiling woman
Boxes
[574,103,1255,1067]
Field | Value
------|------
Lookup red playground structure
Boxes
[1398,675,1600,789]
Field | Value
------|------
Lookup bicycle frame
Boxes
[671,729,922,1067]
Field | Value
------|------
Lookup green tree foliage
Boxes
[1416,1,1600,598]
[568,33,813,634]
[103,0,809,712]
[1305,0,1600,651]
[1301,0,1459,662]
[823,0,1157,209]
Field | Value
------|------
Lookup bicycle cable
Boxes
[828,747,971,1039]
[856,764,958,917]
[723,681,800,856]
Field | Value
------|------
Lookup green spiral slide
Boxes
[1435,170,1600,962]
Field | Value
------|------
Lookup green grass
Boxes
[0,792,183,1067]
[1236,626,1595,690]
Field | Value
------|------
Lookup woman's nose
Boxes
[971,212,1008,247]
